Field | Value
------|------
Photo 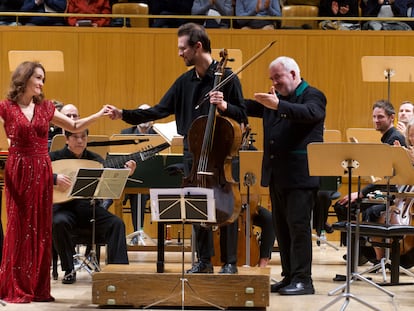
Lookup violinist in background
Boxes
[105,22,246,274]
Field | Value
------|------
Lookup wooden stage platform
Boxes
[92,264,270,309]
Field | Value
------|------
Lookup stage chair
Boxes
[280,5,319,29]
[324,129,342,142]
[112,2,149,27]
[332,221,414,284]
[346,127,382,143]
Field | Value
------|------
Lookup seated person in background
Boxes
[48,103,80,149]
[66,0,111,27]
[319,0,360,29]
[50,129,135,284]
[319,0,359,17]
[149,0,194,28]
[335,99,406,264]
[191,0,234,28]
[396,100,414,136]
[360,0,408,29]
[0,0,24,25]
[20,0,66,26]
[120,104,156,245]
[235,0,281,29]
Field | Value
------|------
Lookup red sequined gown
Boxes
[0,99,55,303]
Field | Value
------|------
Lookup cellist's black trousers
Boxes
[193,221,238,264]
[183,151,238,265]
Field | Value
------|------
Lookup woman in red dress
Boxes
[0,61,107,303]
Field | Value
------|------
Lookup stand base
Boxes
[312,233,339,251]
[126,229,155,246]
[73,250,101,276]
[92,264,270,309]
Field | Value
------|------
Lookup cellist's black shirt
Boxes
[121,60,246,150]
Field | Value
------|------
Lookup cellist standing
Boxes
[106,23,246,274]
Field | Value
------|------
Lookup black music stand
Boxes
[146,187,222,310]
[308,143,395,311]
[68,167,130,275]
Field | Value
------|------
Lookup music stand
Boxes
[239,151,266,267]
[68,167,130,275]
[361,56,414,103]
[308,143,395,311]
[146,187,222,310]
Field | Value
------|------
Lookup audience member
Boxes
[319,0,359,17]
[149,0,194,28]
[191,0,233,28]
[0,0,24,25]
[50,128,134,284]
[20,0,66,26]
[120,104,156,245]
[396,100,414,136]
[360,0,409,29]
[66,0,111,27]
[319,0,360,29]
[235,0,281,29]
[361,0,407,17]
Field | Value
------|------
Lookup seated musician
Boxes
[50,129,136,284]
[334,99,406,265]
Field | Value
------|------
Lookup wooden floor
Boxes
[2,237,414,311]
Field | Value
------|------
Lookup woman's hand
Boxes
[104,105,123,120]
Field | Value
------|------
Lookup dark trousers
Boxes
[194,220,238,265]
[253,206,276,259]
[53,199,128,272]
[269,184,315,283]
[125,193,149,231]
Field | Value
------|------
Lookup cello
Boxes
[182,49,242,225]
[211,126,261,267]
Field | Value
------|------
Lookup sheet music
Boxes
[152,121,181,143]
[150,187,216,223]
[70,168,130,200]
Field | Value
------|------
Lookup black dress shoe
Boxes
[278,281,315,295]
[186,261,213,274]
[270,279,290,293]
[62,270,76,284]
[219,263,238,274]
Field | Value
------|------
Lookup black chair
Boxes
[333,221,414,284]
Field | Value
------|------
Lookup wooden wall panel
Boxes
[1,27,414,145]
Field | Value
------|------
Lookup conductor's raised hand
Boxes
[254,86,279,110]
[104,105,123,120]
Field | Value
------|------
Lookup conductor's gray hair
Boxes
[269,56,300,77]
